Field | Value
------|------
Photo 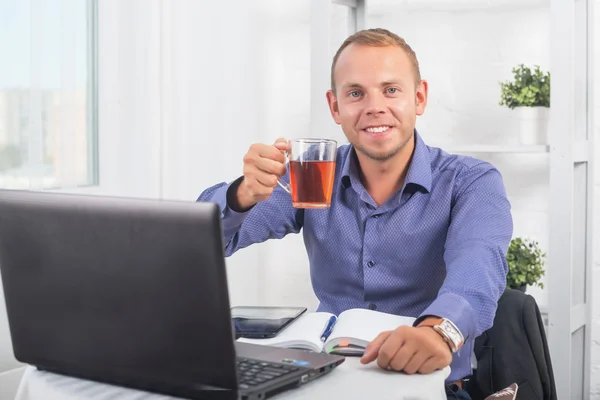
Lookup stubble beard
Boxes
[353,131,413,162]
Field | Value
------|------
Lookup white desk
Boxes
[14,358,450,400]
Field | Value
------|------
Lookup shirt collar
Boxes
[340,130,432,193]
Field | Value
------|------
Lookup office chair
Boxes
[464,288,557,400]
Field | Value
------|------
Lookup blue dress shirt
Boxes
[198,131,513,383]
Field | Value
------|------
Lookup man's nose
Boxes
[364,93,387,116]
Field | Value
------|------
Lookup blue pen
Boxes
[320,316,337,342]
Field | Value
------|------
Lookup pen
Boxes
[320,315,337,342]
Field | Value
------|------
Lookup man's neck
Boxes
[356,136,415,207]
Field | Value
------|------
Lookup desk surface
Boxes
[14,358,450,400]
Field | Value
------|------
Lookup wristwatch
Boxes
[419,317,464,353]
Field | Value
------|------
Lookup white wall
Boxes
[157,0,316,309]
[94,0,319,310]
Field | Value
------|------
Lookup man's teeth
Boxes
[365,126,390,133]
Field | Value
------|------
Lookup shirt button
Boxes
[369,303,377,310]
[367,260,375,268]
[373,214,379,219]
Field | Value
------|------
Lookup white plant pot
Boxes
[514,106,549,145]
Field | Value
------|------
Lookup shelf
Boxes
[438,145,550,154]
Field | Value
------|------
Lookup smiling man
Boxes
[198,28,513,400]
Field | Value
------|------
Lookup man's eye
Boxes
[386,88,398,94]
[349,91,361,98]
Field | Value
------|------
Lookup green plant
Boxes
[499,64,550,109]
[506,237,546,289]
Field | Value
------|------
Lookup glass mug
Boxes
[277,138,337,209]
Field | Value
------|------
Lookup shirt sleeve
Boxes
[415,162,513,343]
[196,169,303,257]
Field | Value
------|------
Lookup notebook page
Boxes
[326,309,416,348]
[237,312,334,352]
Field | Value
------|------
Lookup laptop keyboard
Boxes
[236,358,300,390]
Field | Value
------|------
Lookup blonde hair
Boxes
[330,28,421,94]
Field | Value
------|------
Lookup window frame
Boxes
[20,0,100,193]
[85,0,100,188]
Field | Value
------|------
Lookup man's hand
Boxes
[235,138,289,211]
[360,325,452,375]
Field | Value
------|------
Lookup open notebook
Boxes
[237,308,416,356]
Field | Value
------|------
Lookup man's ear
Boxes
[326,90,342,125]
[415,80,428,116]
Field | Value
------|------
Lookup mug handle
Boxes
[277,178,291,194]
[276,149,292,195]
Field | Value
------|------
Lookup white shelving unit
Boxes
[312,1,596,399]
[547,1,595,399]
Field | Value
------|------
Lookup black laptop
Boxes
[0,190,344,400]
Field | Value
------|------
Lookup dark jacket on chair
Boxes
[465,288,557,400]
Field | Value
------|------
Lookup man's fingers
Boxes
[273,138,289,156]
[255,174,278,189]
[243,166,277,195]
[273,137,288,149]
[378,330,410,370]
[251,143,286,163]
[239,140,289,206]
[255,156,287,176]
[360,331,391,364]
[402,351,431,375]
[417,356,442,375]
[386,341,416,372]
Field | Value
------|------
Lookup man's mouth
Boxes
[364,126,391,133]
[362,126,392,137]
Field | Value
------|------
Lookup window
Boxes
[0,0,98,190]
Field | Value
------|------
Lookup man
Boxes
[198,28,512,400]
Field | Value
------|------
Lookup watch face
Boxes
[440,319,463,347]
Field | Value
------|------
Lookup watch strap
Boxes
[418,317,464,352]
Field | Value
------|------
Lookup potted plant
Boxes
[499,64,550,145]
[506,237,546,292]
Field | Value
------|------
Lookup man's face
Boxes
[327,44,428,162]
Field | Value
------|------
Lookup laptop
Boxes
[0,190,345,400]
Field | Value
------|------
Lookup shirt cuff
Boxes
[414,292,476,343]
[210,177,252,235]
